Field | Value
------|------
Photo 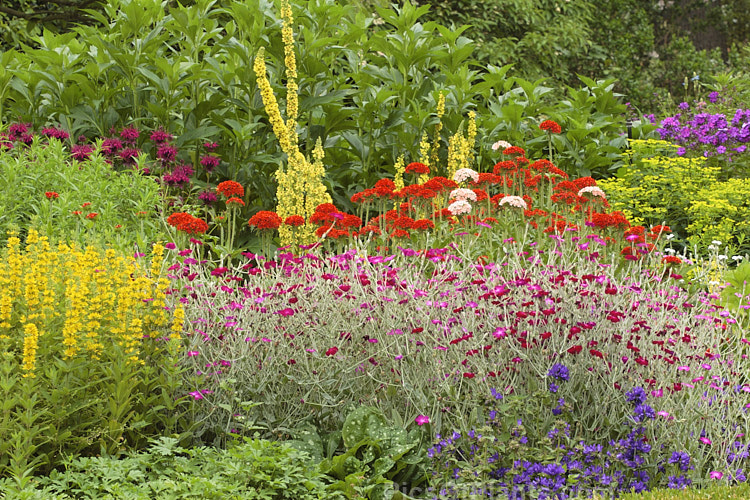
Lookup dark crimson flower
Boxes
[589,349,604,359]
[567,345,582,355]
[101,138,123,155]
[118,147,140,165]
[325,347,338,356]
[204,141,218,151]
[539,119,562,134]
[217,180,244,198]
[462,372,476,379]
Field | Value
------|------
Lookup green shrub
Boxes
[0,436,337,499]
[0,137,165,250]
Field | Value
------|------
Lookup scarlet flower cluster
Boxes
[284,215,306,227]
[216,180,244,198]
[539,119,562,134]
[45,191,59,199]
[167,212,209,234]
[248,211,282,230]
[405,162,430,175]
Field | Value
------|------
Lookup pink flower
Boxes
[277,308,295,316]
[415,415,430,426]
[187,350,199,357]
[700,437,712,445]
[326,347,339,356]
[710,471,723,480]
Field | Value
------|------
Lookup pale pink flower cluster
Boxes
[577,186,606,198]
[449,188,477,202]
[447,200,472,215]
[492,140,512,151]
[453,168,479,183]
[498,196,528,209]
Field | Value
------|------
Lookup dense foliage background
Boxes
[3,0,750,109]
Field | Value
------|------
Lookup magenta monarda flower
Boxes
[200,154,220,173]
[157,143,178,163]
[150,129,173,144]
[71,144,94,161]
[120,126,140,143]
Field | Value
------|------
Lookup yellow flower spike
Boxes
[393,154,406,191]
[21,322,40,377]
[467,111,477,167]
[254,47,294,155]
[255,4,333,249]
[281,0,298,134]
[418,132,430,167]
[431,93,445,171]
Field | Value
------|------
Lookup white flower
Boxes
[498,196,528,210]
[712,240,722,246]
[449,188,477,202]
[453,168,479,183]
[447,200,472,215]
[492,140,512,151]
[577,186,606,198]
[732,255,744,262]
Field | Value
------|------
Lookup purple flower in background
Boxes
[676,147,686,156]
[547,363,570,382]
[198,190,217,205]
[626,386,647,406]
[678,102,690,111]
[200,154,220,173]
[709,91,719,103]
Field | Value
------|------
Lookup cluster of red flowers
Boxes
[167,212,209,234]
[216,180,244,198]
[284,215,305,227]
[309,203,363,239]
[405,162,430,175]
[539,119,562,134]
[45,191,59,199]
[248,211,282,230]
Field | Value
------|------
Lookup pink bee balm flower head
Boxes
[415,415,430,426]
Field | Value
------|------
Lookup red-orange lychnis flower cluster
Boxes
[216,180,244,198]
[167,212,209,234]
[540,120,562,134]
[248,211,282,230]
